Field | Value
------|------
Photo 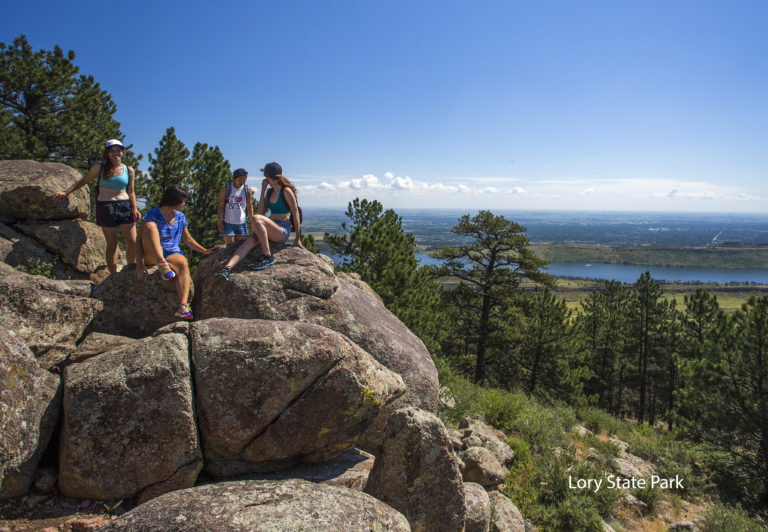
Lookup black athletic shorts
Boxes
[96,200,136,228]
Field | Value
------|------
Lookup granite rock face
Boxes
[91,265,193,337]
[190,318,405,476]
[0,160,90,222]
[100,479,411,532]
[58,333,202,502]
[489,491,526,532]
[0,263,100,368]
[364,407,466,532]
[464,481,491,532]
[194,246,439,449]
[0,327,61,498]
[14,219,112,279]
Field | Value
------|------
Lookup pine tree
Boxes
[507,288,588,400]
[697,296,768,506]
[186,143,231,249]
[630,272,664,425]
[325,198,442,351]
[0,35,137,172]
[434,210,551,383]
[141,127,190,206]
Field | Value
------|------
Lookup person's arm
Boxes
[217,185,227,234]
[257,179,268,216]
[182,227,221,255]
[127,166,140,220]
[245,185,255,219]
[283,188,304,249]
[54,164,99,201]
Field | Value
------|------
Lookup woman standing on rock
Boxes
[54,139,139,273]
[135,185,221,320]
[214,162,303,280]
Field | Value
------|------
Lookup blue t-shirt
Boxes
[142,208,187,255]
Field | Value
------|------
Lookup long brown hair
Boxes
[272,174,298,197]
[100,146,123,177]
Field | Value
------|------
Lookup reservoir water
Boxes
[325,252,768,285]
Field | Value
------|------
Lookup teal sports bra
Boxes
[267,187,291,214]
[98,164,130,190]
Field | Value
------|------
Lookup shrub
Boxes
[17,261,56,279]
[700,501,768,532]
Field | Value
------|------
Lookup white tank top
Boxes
[224,184,249,224]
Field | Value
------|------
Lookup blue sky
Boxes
[3,1,767,212]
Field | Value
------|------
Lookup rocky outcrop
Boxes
[237,448,375,491]
[460,446,509,487]
[194,245,439,448]
[459,419,515,466]
[489,491,526,532]
[14,219,112,279]
[464,482,491,532]
[0,263,101,368]
[100,479,411,532]
[58,332,202,502]
[0,327,61,498]
[0,161,120,281]
[67,332,136,364]
[0,160,89,222]
[190,319,405,476]
[91,265,192,337]
[364,407,466,532]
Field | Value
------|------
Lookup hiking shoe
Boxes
[250,254,275,270]
[175,303,193,320]
[214,267,231,281]
[158,261,176,280]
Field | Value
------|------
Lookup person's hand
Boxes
[261,179,269,191]
[53,191,68,203]
[132,207,141,221]
[294,238,306,250]
[205,245,223,255]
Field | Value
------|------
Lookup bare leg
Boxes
[139,221,165,265]
[166,253,190,305]
[101,226,119,273]
[224,235,259,270]
[223,235,235,244]
[251,215,288,257]
[119,222,137,265]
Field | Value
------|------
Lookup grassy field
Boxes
[534,243,768,269]
[553,278,768,312]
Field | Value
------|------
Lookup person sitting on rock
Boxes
[54,139,139,273]
[217,168,254,244]
[214,162,303,280]
[135,185,221,320]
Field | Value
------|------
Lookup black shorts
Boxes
[96,200,136,228]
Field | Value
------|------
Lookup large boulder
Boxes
[194,246,439,443]
[459,419,515,466]
[67,332,137,364]
[464,482,491,532]
[235,448,375,492]
[0,160,89,222]
[58,332,202,502]
[460,446,509,487]
[489,491,526,532]
[14,219,112,279]
[0,262,101,368]
[364,407,466,532]
[100,479,411,532]
[189,318,405,476]
[91,265,193,337]
[0,327,61,498]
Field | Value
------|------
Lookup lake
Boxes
[325,252,768,285]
